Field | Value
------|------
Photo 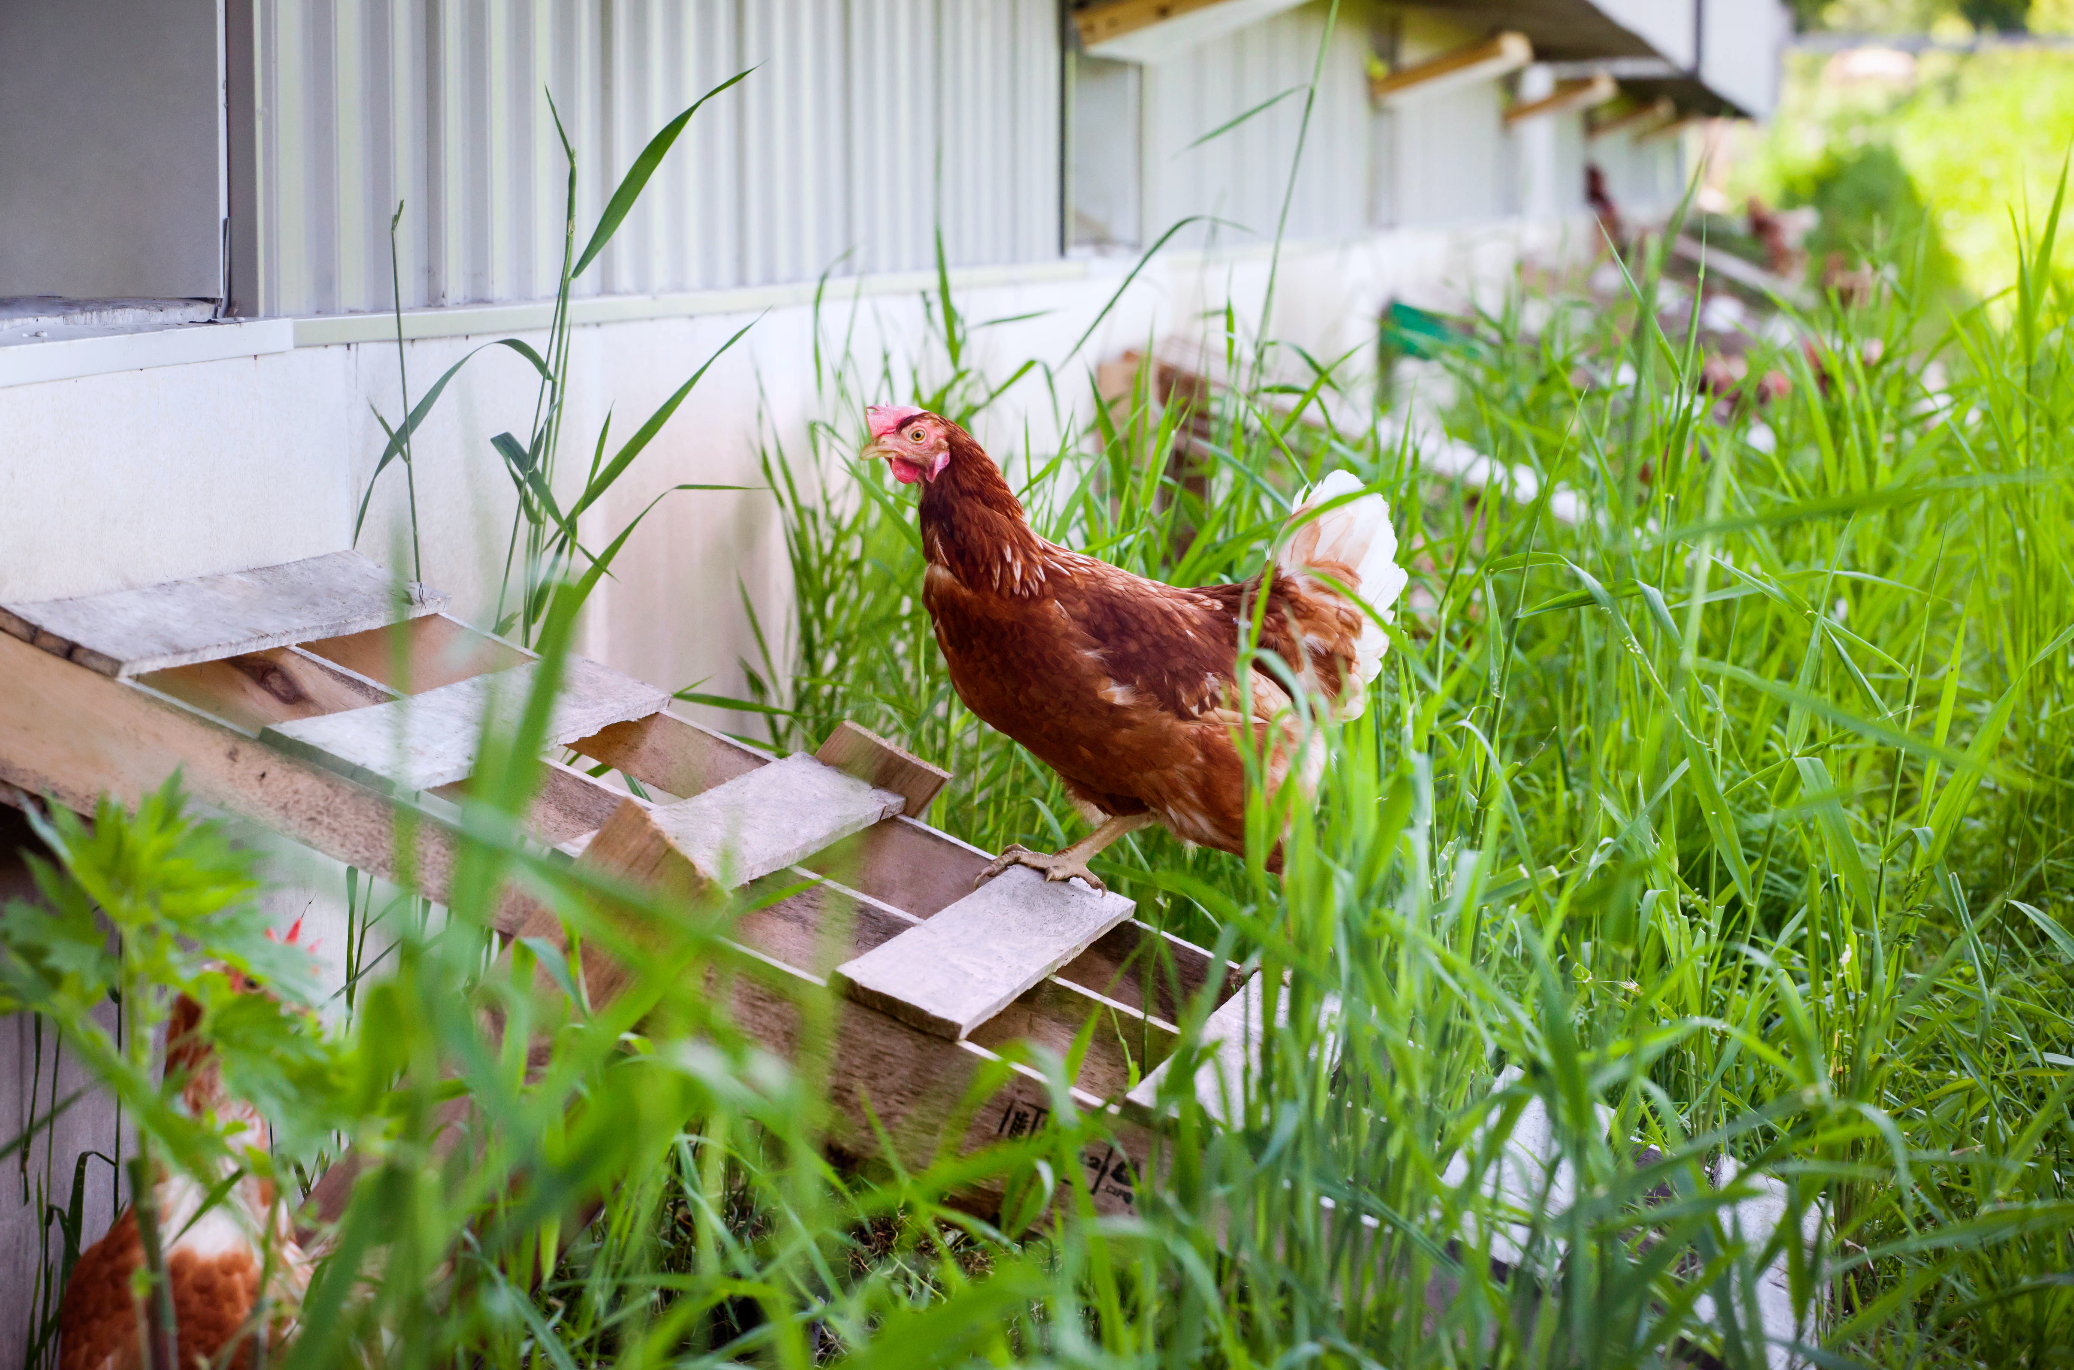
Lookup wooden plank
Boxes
[0,551,446,677]
[300,611,532,694]
[814,721,951,817]
[137,646,397,733]
[261,658,668,792]
[631,753,906,892]
[1505,73,1617,125]
[430,756,639,848]
[832,868,1136,1040]
[1123,972,1264,1126]
[0,630,463,906]
[1589,95,1675,140]
[1370,31,1531,104]
[568,707,772,798]
[1671,235,1812,308]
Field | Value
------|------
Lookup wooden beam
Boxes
[261,658,668,793]
[832,867,1136,1040]
[0,551,446,678]
[1370,32,1531,105]
[1074,0,1225,48]
[724,950,1157,1218]
[1588,95,1675,140]
[1124,973,1268,1126]
[815,721,951,818]
[1075,0,1309,61]
[431,756,639,849]
[1505,73,1617,125]
[1640,111,1705,143]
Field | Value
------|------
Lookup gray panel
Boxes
[0,0,225,300]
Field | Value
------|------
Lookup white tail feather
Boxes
[1280,471,1408,716]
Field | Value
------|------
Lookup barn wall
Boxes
[1138,3,1375,251]
[236,0,1061,317]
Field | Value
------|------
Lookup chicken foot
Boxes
[977,812,1155,895]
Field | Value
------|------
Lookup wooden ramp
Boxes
[0,551,1235,1229]
[0,553,1808,1359]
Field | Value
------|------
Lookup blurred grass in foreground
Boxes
[7,192,2073,1369]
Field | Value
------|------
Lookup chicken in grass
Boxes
[59,929,315,1370]
[862,405,1407,893]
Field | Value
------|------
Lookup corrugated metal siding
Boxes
[242,0,1059,317]
[1595,128,1683,218]
[1139,3,1371,250]
[1552,112,1588,219]
[1388,79,1509,229]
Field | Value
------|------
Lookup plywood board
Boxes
[0,551,447,677]
[262,657,667,792]
[641,753,906,891]
[832,867,1136,1040]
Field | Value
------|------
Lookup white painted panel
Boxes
[1072,56,1144,248]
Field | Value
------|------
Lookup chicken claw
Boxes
[977,844,1107,894]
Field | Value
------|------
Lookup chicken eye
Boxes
[908,427,926,442]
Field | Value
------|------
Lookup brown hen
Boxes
[863,406,1406,891]
[58,950,314,1370]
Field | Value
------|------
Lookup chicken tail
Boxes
[1280,471,1408,715]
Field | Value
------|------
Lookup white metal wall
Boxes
[239,0,1060,317]
[1138,4,1372,251]
[1594,128,1684,218]
[1385,79,1510,230]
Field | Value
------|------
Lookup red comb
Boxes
[267,914,319,955]
[867,405,924,440]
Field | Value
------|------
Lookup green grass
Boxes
[1730,48,2074,315]
[10,135,2074,1370]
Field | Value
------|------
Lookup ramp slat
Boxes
[1123,974,1262,1124]
[261,657,667,791]
[0,551,446,677]
[832,868,1135,1040]
[639,753,907,891]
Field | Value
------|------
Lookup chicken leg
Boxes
[977,812,1155,895]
